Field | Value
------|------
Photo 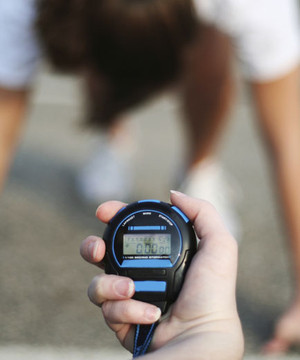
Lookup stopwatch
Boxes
[103,199,197,314]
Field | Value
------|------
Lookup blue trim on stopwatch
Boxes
[172,206,189,223]
[121,259,172,268]
[134,281,167,292]
[128,226,166,231]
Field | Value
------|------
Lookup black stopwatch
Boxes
[103,200,197,314]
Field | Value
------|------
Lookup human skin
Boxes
[80,191,244,360]
[251,67,300,354]
[184,55,300,354]
[2,25,299,356]
[0,87,28,192]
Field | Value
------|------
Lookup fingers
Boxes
[170,191,238,267]
[96,200,127,223]
[80,201,127,266]
[262,303,300,355]
[170,191,238,316]
[262,338,290,355]
[88,273,161,326]
[170,190,232,240]
[88,273,135,306]
[84,193,238,326]
[80,236,106,265]
[103,299,161,326]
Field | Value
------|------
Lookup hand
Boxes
[80,191,244,359]
[263,298,300,354]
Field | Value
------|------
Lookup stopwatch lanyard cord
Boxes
[132,322,158,358]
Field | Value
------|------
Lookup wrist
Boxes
[150,315,244,360]
[149,326,244,360]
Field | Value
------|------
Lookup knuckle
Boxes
[222,232,238,254]
[101,300,127,323]
[194,200,217,225]
[199,199,217,213]
[87,274,104,305]
[87,283,95,303]
[119,300,132,319]
[101,300,111,316]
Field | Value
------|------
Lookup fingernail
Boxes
[115,279,134,298]
[170,190,185,197]
[88,240,99,260]
[144,306,161,322]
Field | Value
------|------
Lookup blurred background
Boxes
[0,64,298,359]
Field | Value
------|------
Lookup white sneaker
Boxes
[179,159,242,240]
[77,137,133,204]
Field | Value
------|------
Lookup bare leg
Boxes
[0,88,29,192]
[251,67,300,354]
[181,26,234,168]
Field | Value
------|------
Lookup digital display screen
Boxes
[123,234,171,255]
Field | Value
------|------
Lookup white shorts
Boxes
[0,0,300,88]
[0,0,40,89]
[194,0,300,81]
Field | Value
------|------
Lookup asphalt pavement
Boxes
[0,68,298,359]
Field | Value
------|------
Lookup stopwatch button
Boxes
[128,269,166,278]
[134,281,167,293]
[171,206,189,223]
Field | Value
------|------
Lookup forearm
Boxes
[0,87,29,191]
[182,28,234,167]
[251,67,300,293]
[273,145,300,291]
